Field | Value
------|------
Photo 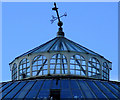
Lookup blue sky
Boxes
[2,2,118,82]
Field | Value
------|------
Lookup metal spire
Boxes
[51,2,67,37]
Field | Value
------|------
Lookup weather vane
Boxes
[51,2,67,25]
[51,2,66,37]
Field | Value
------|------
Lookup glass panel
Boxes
[37,90,50,99]
[61,80,70,89]
[51,80,60,89]
[65,38,97,55]
[37,80,51,98]
[0,83,7,88]
[25,80,44,98]
[64,41,77,52]
[94,81,117,99]
[86,80,106,98]
[88,57,100,78]
[34,38,57,52]
[32,55,47,76]
[70,55,86,76]
[4,81,27,99]
[19,58,30,79]
[70,80,79,89]
[41,80,52,90]
[0,82,13,92]
[102,82,120,98]
[12,63,17,80]
[109,83,120,92]
[77,44,97,55]
[50,38,60,51]
[61,90,73,98]
[72,90,83,99]
[14,81,35,98]
[61,40,67,51]
[78,80,96,98]
[1,82,19,99]
[70,80,83,99]
[50,54,67,75]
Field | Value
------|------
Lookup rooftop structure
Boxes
[1,3,119,100]
[9,3,112,81]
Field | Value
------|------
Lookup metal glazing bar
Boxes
[61,55,65,74]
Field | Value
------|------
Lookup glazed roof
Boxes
[1,78,120,99]
[11,37,105,61]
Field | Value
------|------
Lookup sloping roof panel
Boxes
[10,37,104,64]
[0,79,120,99]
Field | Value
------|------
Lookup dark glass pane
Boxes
[94,81,117,99]
[51,79,60,89]
[0,82,13,92]
[0,82,7,88]
[86,80,106,98]
[1,82,19,99]
[65,41,77,52]
[50,38,60,51]
[61,79,70,89]
[61,90,73,98]
[41,80,52,90]
[72,90,83,99]
[70,80,79,89]
[4,81,27,99]
[78,80,96,98]
[14,81,35,98]
[25,80,44,98]
[37,90,50,99]
[102,82,120,98]
[109,83,120,92]
[34,38,57,52]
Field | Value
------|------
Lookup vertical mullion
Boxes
[54,54,58,74]
[79,57,81,75]
[42,56,43,75]
[60,54,62,74]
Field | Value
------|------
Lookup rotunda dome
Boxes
[9,2,112,81]
[9,36,112,81]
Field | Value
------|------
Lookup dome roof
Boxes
[9,36,112,81]
[9,3,112,81]
[14,37,105,60]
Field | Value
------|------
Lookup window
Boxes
[32,55,48,76]
[12,63,17,80]
[19,58,30,79]
[50,53,68,74]
[70,55,86,76]
[102,62,109,80]
[88,57,100,79]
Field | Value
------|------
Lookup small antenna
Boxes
[51,2,67,37]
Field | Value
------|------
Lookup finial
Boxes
[51,2,67,37]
